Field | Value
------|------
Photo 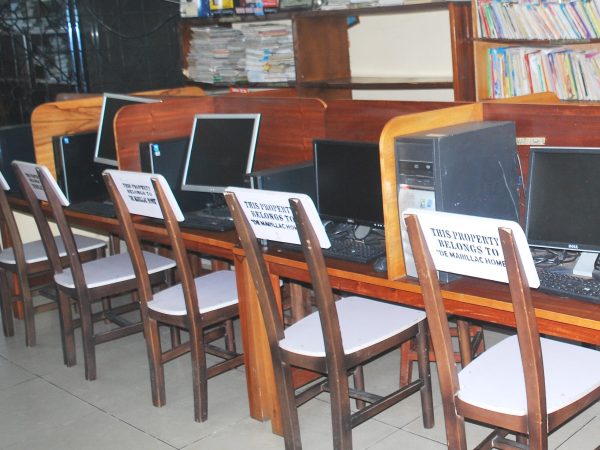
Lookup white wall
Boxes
[348,10,454,101]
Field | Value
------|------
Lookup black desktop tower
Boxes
[249,161,317,205]
[0,124,36,193]
[52,131,111,203]
[139,137,210,213]
[395,121,520,282]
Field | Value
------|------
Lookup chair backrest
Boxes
[11,161,64,273]
[403,208,546,445]
[102,170,195,315]
[0,171,25,262]
[224,186,346,375]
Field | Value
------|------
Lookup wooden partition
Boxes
[29,86,205,176]
[114,95,327,172]
[381,98,600,280]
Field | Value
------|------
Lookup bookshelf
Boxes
[472,0,600,101]
[179,1,476,101]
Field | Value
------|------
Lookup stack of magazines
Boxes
[239,23,296,83]
[185,26,246,84]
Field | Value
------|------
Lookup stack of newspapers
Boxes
[239,23,295,83]
[185,26,246,84]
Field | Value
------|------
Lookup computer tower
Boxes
[52,131,111,203]
[249,161,317,205]
[396,121,520,282]
[139,137,210,213]
[0,124,36,193]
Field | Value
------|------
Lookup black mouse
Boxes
[373,256,387,273]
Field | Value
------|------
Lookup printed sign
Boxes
[105,170,184,221]
[226,186,330,247]
[403,208,539,287]
[12,161,70,206]
[0,170,9,191]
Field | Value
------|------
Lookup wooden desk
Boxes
[233,246,600,434]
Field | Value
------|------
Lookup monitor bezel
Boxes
[525,145,600,254]
[93,93,159,167]
[313,138,385,230]
[180,113,261,194]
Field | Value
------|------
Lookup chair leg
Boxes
[399,339,412,386]
[57,290,77,367]
[19,277,36,347]
[190,332,208,422]
[224,318,236,353]
[329,368,353,450]
[0,270,15,338]
[277,359,303,450]
[351,366,366,410]
[144,316,166,408]
[78,293,97,381]
[415,321,434,429]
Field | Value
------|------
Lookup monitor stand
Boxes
[572,251,599,278]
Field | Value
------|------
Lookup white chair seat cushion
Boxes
[54,251,175,289]
[0,234,106,265]
[147,270,238,316]
[457,334,600,416]
[279,296,426,357]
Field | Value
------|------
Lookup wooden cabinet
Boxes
[471,0,600,101]
[179,1,476,101]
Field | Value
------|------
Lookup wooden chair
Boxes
[12,161,176,381]
[225,187,434,450]
[404,209,600,449]
[103,169,244,423]
[0,169,106,347]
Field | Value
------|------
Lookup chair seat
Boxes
[54,251,175,289]
[279,296,426,357]
[458,334,600,416]
[0,234,106,265]
[148,270,238,316]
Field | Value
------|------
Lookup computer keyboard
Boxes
[179,213,235,232]
[67,200,116,218]
[537,269,600,305]
[321,237,386,264]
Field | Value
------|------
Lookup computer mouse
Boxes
[373,256,387,273]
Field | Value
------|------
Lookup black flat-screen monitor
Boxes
[0,124,36,193]
[94,93,159,167]
[139,137,210,212]
[53,131,111,203]
[181,113,260,194]
[314,139,384,229]
[525,146,600,276]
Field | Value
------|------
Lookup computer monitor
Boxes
[525,146,600,277]
[181,113,260,195]
[139,137,210,212]
[313,139,384,230]
[94,93,159,167]
[0,124,36,193]
[53,131,111,203]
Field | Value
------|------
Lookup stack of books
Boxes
[487,46,600,100]
[185,26,247,84]
[239,23,295,83]
[477,0,600,40]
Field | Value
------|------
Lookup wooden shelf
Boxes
[180,1,476,101]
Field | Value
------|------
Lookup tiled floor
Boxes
[0,300,598,450]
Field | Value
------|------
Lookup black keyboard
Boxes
[537,269,600,305]
[67,200,116,218]
[322,237,386,264]
[179,212,235,232]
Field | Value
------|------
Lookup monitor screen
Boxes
[525,146,600,275]
[181,113,260,193]
[314,139,384,229]
[94,93,159,167]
